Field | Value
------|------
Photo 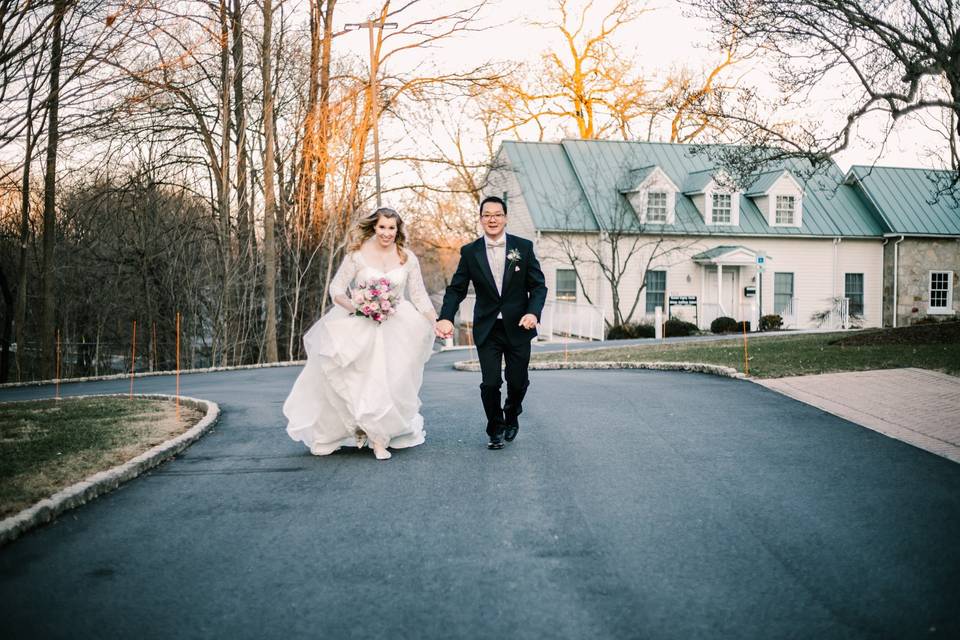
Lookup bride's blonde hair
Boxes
[350,207,408,264]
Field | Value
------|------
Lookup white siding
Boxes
[535,234,884,329]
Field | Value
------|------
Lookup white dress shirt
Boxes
[485,235,506,318]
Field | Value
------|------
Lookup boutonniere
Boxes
[507,248,522,271]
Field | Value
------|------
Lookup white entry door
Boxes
[704,267,738,317]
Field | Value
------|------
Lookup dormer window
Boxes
[711,193,733,224]
[745,169,803,228]
[775,195,796,224]
[683,169,740,225]
[620,165,679,225]
[646,192,668,222]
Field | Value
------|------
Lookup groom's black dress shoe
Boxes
[487,432,505,450]
[504,418,519,442]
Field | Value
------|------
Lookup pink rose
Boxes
[379,277,390,286]
[363,289,374,301]
[380,300,392,311]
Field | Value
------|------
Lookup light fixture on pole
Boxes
[345,15,397,208]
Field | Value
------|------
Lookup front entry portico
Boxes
[693,245,765,330]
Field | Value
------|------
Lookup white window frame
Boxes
[555,268,577,302]
[928,270,954,314]
[774,195,796,225]
[625,167,678,225]
[708,190,738,226]
[646,191,668,223]
[645,269,667,314]
[761,172,804,228]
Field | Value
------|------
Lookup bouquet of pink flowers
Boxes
[350,276,400,323]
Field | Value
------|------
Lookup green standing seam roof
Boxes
[847,165,960,235]
[498,140,894,237]
[691,245,755,260]
[618,165,657,192]
[501,141,599,231]
[681,169,716,194]
[744,169,789,196]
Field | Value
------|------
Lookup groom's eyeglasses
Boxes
[480,213,505,220]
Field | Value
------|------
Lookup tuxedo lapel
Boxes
[473,238,500,297]
[501,234,516,294]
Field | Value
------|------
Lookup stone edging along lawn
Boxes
[0,360,305,389]
[453,359,747,379]
[0,393,220,547]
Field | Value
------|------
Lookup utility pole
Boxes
[346,15,397,208]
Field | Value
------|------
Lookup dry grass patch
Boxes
[0,396,204,518]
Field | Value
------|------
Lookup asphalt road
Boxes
[1,351,959,639]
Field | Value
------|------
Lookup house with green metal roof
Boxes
[484,139,958,333]
[844,166,960,327]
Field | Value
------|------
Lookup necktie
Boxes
[486,239,505,294]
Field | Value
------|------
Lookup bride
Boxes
[283,207,437,460]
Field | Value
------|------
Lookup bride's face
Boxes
[374,216,398,247]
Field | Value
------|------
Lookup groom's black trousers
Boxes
[477,319,531,436]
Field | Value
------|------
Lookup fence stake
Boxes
[741,320,750,376]
[129,319,137,399]
[55,328,61,400]
[175,312,181,419]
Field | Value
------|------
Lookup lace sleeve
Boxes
[329,252,358,304]
[405,250,436,317]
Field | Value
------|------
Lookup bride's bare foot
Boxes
[373,443,392,460]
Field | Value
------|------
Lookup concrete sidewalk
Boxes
[756,368,960,464]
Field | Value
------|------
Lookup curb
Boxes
[0,393,220,547]
[452,359,747,379]
[0,360,305,389]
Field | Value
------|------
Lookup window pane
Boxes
[712,193,731,223]
[645,270,666,313]
[775,195,795,224]
[845,273,864,316]
[647,192,667,222]
[774,272,794,314]
[930,271,950,308]
[556,269,577,301]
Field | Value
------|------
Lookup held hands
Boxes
[518,314,538,330]
[435,319,455,339]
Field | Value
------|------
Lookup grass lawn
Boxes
[532,323,960,379]
[0,396,204,518]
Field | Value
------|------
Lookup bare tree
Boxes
[688,0,960,185]
[537,166,698,329]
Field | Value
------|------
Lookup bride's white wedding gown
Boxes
[283,248,436,455]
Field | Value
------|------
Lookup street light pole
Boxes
[346,16,397,208]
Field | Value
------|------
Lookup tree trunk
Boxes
[15,82,38,381]
[40,0,66,380]
[218,0,232,366]
[231,0,250,257]
[261,0,279,362]
[0,266,14,382]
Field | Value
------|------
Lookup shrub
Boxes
[760,314,783,331]
[606,324,635,340]
[664,318,698,337]
[633,323,656,338]
[710,316,739,333]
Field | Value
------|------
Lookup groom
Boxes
[435,196,548,450]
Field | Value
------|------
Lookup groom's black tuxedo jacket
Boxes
[440,234,548,347]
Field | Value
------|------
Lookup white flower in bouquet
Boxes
[351,276,400,323]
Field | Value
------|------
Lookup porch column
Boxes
[717,264,725,316]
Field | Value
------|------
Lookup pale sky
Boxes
[337,0,947,174]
